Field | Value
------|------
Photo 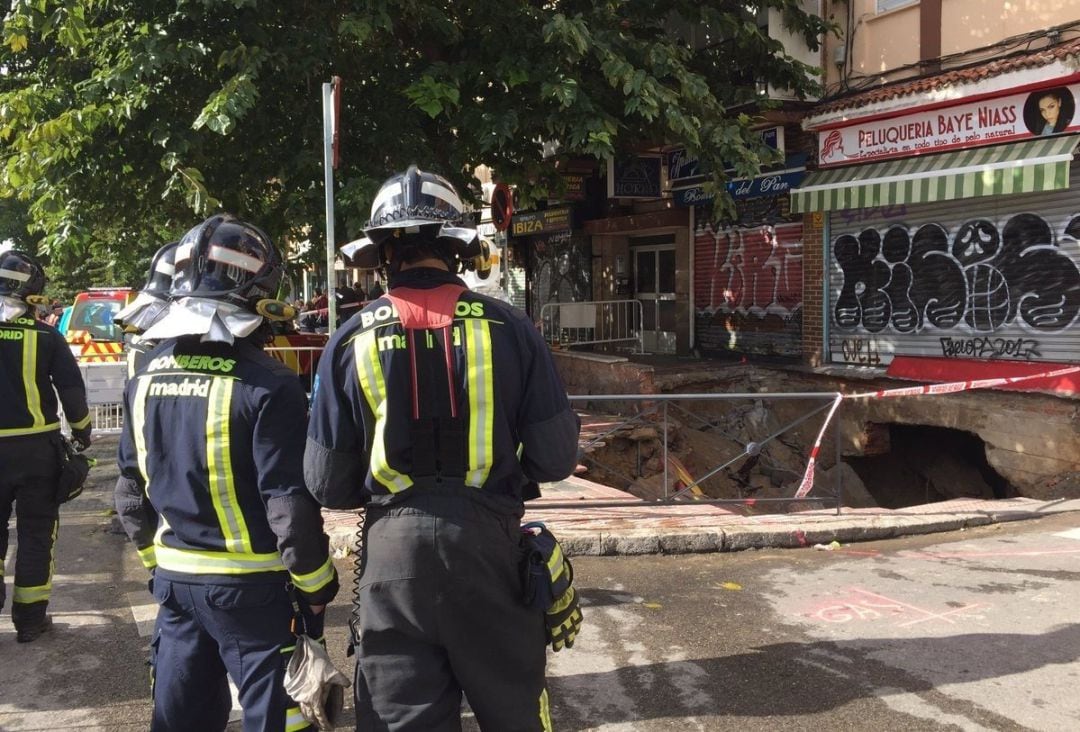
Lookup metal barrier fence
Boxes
[265,346,323,392]
[554,391,847,513]
[540,300,643,353]
[64,359,128,435]
[64,347,848,516]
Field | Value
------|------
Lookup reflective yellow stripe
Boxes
[69,413,92,430]
[285,706,309,731]
[290,557,335,594]
[22,329,45,427]
[547,542,566,584]
[13,584,50,603]
[464,318,494,487]
[205,378,251,553]
[549,586,576,614]
[14,519,57,604]
[354,331,412,493]
[132,376,153,493]
[155,544,285,575]
[0,422,60,437]
[539,688,552,732]
[155,514,171,544]
[137,544,158,569]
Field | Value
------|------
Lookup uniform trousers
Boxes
[354,490,550,731]
[0,434,61,629]
[149,576,311,732]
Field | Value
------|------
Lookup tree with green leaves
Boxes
[1,0,829,287]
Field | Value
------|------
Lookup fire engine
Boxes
[61,288,134,362]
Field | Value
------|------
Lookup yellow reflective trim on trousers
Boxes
[354,331,412,493]
[22,329,45,427]
[290,557,335,594]
[0,422,60,437]
[205,378,251,553]
[539,688,552,732]
[69,413,91,430]
[137,544,158,569]
[13,584,51,603]
[286,706,309,731]
[154,544,285,575]
[464,318,494,487]
[132,376,153,493]
[14,519,57,604]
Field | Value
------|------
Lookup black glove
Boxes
[545,585,583,651]
[72,428,91,451]
[296,602,325,642]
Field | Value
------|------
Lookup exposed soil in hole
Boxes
[846,424,1015,509]
[576,400,875,512]
[578,409,1017,511]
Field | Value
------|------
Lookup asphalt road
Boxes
[2,438,1079,731]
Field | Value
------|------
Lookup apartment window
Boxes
[877,0,917,11]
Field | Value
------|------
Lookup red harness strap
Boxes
[384,284,466,422]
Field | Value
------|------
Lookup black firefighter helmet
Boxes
[170,214,284,311]
[342,165,480,270]
[0,249,46,302]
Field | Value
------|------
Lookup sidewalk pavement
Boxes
[320,475,1080,557]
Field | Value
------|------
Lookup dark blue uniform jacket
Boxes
[0,315,90,441]
[115,336,337,605]
[304,268,580,514]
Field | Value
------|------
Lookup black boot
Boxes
[16,614,52,643]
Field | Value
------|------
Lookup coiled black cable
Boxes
[347,506,366,655]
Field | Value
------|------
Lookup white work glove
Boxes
[284,634,350,730]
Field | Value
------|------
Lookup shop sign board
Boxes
[667,127,785,183]
[560,174,587,201]
[510,207,572,237]
[817,77,1080,167]
[674,168,805,206]
[608,156,662,198]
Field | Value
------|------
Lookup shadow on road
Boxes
[548,623,1080,729]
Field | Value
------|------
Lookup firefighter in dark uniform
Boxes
[305,166,581,731]
[114,240,178,378]
[115,215,338,732]
[0,250,92,642]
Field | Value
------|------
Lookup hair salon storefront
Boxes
[793,67,1080,378]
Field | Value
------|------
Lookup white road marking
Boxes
[126,592,158,637]
[1052,527,1080,540]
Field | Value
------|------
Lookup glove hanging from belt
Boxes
[284,634,350,730]
[521,521,583,652]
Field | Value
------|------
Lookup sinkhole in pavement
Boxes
[845,424,1015,509]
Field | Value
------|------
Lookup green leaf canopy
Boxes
[0,0,829,288]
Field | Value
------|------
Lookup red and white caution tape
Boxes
[793,396,842,499]
[792,365,1080,500]
[845,365,1080,401]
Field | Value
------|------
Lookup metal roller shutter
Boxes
[694,221,804,359]
[828,166,1080,365]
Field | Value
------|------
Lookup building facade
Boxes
[795,1,1080,376]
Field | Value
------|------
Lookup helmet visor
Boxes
[0,268,31,297]
[172,223,272,300]
[196,243,266,295]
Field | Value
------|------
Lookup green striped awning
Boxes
[790,136,1078,214]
